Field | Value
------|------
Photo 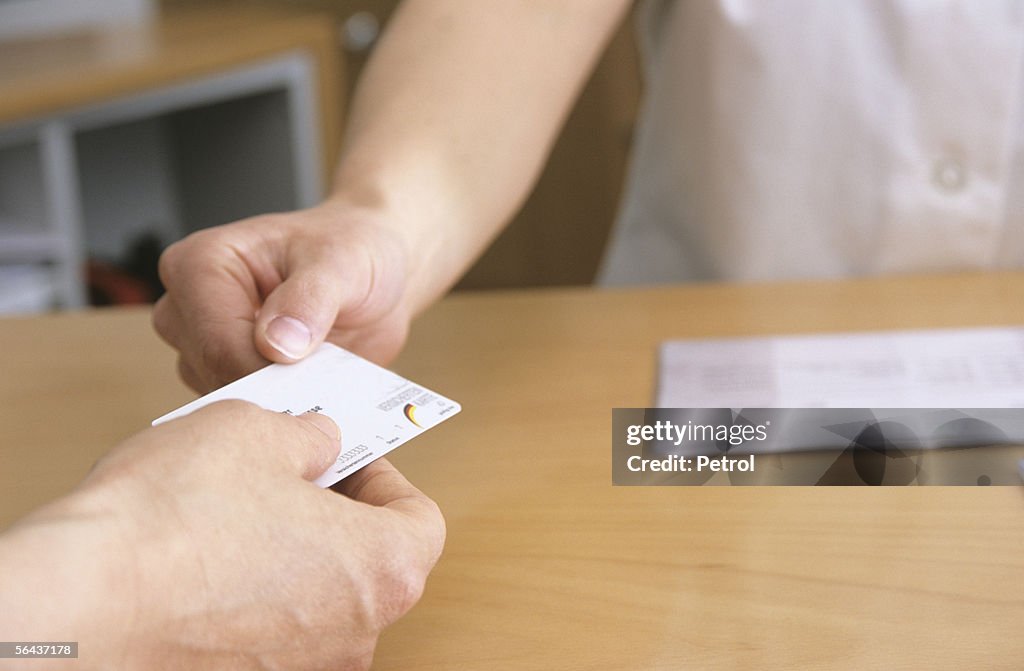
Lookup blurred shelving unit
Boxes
[0,6,342,311]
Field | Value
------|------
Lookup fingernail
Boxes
[265,316,312,359]
[301,411,341,441]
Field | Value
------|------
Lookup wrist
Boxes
[0,491,137,668]
[315,190,441,316]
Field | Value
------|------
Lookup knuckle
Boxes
[351,644,376,671]
[422,499,447,562]
[176,357,204,393]
[157,229,226,285]
[156,238,188,285]
[151,298,172,339]
[331,642,376,671]
[195,331,243,385]
[392,560,429,616]
[376,550,429,624]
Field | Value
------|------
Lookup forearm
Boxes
[331,0,631,312]
[0,496,129,669]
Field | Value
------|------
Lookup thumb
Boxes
[293,411,343,481]
[209,404,342,481]
[254,251,370,363]
[197,401,342,479]
[120,402,342,483]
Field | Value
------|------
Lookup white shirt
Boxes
[597,0,1024,285]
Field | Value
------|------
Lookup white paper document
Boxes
[657,326,1024,408]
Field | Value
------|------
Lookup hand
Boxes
[0,401,445,670]
[153,199,411,392]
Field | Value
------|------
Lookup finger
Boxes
[151,294,181,349]
[334,459,445,555]
[331,458,436,516]
[154,298,211,392]
[158,236,270,386]
[176,356,207,394]
[253,244,376,363]
[157,299,226,393]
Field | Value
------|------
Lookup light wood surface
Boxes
[0,5,343,178]
[2,273,1023,668]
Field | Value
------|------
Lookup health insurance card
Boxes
[154,343,460,487]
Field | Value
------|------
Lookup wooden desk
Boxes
[2,273,1023,668]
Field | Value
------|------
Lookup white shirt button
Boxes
[932,158,967,192]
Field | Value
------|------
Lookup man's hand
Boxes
[153,199,411,392]
[0,401,445,670]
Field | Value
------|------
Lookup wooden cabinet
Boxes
[0,7,342,310]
